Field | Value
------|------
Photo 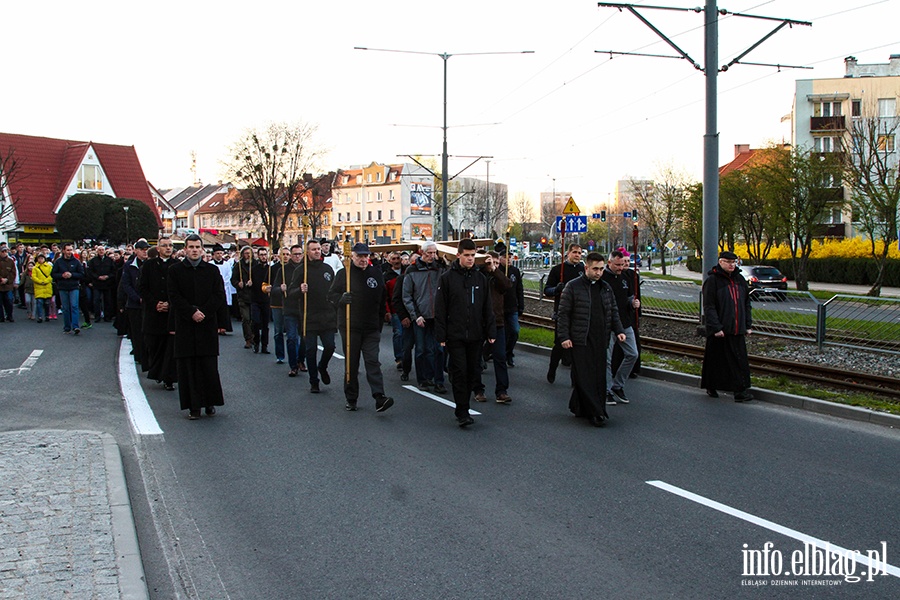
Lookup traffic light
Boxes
[600,210,606,222]
[540,236,547,245]
[632,210,639,222]
[647,245,653,252]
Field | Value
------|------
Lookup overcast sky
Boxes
[5,0,898,214]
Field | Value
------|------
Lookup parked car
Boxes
[738,265,788,300]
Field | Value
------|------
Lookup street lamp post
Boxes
[123,206,130,245]
[354,46,533,240]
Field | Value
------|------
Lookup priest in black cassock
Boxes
[556,252,626,427]
[167,235,227,419]
[140,237,178,390]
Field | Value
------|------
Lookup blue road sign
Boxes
[623,211,632,219]
[592,213,603,219]
[555,215,588,233]
[535,243,543,249]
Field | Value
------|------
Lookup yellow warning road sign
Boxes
[562,197,581,215]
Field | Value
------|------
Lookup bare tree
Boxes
[0,146,27,227]
[628,164,694,274]
[509,192,535,240]
[297,171,336,241]
[222,121,325,246]
[843,109,900,296]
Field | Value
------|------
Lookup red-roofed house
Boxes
[0,132,161,243]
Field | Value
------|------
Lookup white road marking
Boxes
[402,384,481,416]
[118,338,163,436]
[647,480,900,578]
[320,345,344,360]
[0,349,43,377]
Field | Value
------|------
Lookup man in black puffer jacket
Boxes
[288,240,336,390]
[557,252,625,427]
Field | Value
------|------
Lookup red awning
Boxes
[248,237,269,247]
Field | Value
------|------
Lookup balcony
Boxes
[810,116,845,132]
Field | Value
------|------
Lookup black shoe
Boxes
[310,382,320,393]
[457,415,475,428]
[205,406,216,416]
[507,359,515,367]
[288,369,298,377]
[611,387,629,404]
[400,372,409,382]
[590,416,607,427]
[253,344,259,353]
[734,390,754,402]
[606,393,617,406]
[260,347,270,354]
[345,402,358,411]
[547,368,556,383]
[73,327,80,335]
[706,388,719,398]
[164,383,175,391]
[419,381,434,391]
[319,366,331,385]
[396,361,403,371]
[188,410,201,420]
[433,383,447,394]
[375,395,394,412]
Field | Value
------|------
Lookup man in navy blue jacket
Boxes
[50,243,85,334]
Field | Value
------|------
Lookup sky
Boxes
[5,0,899,216]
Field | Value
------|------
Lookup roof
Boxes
[719,149,759,177]
[0,132,157,226]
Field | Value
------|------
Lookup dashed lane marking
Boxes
[402,384,481,416]
[0,349,43,378]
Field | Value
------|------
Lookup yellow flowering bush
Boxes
[732,239,900,261]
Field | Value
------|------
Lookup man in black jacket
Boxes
[327,243,393,413]
[249,247,273,354]
[435,239,496,428]
[51,242,85,334]
[140,237,177,390]
[281,244,307,377]
[288,239,336,391]
[87,245,116,322]
[557,252,626,427]
[601,249,641,404]
[496,244,524,367]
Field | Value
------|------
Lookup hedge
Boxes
[687,256,900,287]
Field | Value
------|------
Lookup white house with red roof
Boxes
[0,132,161,243]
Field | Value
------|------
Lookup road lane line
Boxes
[319,345,344,360]
[118,338,163,436]
[402,384,481,416]
[647,480,900,578]
[0,349,44,377]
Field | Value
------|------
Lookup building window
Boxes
[377,210,382,221]
[342,175,349,185]
[337,213,342,222]
[77,165,103,190]
[367,211,372,221]
[389,189,395,200]
[356,212,360,222]
[877,135,895,153]
[382,230,387,237]
[389,209,395,220]
[376,172,382,182]
[878,98,896,118]
[814,136,842,153]
[852,100,861,117]
[391,228,396,239]
[377,191,383,202]
[814,101,842,117]
[356,175,362,184]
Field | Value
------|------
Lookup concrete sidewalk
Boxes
[0,430,147,600]
[643,262,900,297]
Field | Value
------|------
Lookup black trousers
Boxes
[93,287,115,321]
[446,339,483,420]
[145,332,178,384]
[339,328,384,403]
[127,308,145,367]
[251,301,270,349]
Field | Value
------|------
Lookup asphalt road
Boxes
[2,315,899,599]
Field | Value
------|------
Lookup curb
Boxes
[515,342,900,428]
[100,432,151,600]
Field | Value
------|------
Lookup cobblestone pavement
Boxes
[0,430,145,600]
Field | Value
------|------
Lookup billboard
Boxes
[410,222,432,240]
[409,181,433,216]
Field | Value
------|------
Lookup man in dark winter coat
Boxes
[87,245,116,322]
[119,240,150,363]
[557,252,626,427]
[327,243,393,413]
[601,249,641,404]
[288,239,336,391]
[140,237,177,390]
[230,246,255,349]
[281,244,307,377]
[50,243,85,334]
[249,247,273,354]
[402,241,446,393]
[167,235,227,419]
[496,245,524,367]
[700,251,754,401]
[435,239,496,428]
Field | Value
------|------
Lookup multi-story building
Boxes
[539,190,570,224]
[330,161,433,243]
[445,176,508,239]
[163,182,232,234]
[792,54,900,238]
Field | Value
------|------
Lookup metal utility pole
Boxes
[597,2,810,277]
[354,47,533,240]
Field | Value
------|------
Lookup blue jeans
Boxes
[271,307,286,361]
[59,289,80,331]
[34,297,48,321]
[504,312,520,361]
[413,319,443,385]
[283,315,306,370]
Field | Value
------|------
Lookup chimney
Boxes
[844,55,858,77]
[735,144,750,158]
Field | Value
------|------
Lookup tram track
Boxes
[519,313,900,397]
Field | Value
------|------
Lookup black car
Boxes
[738,265,788,300]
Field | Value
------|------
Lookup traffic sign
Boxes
[562,197,581,215]
[592,213,603,219]
[623,211,631,219]
[555,215,588,233]
[665,240,676,251]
